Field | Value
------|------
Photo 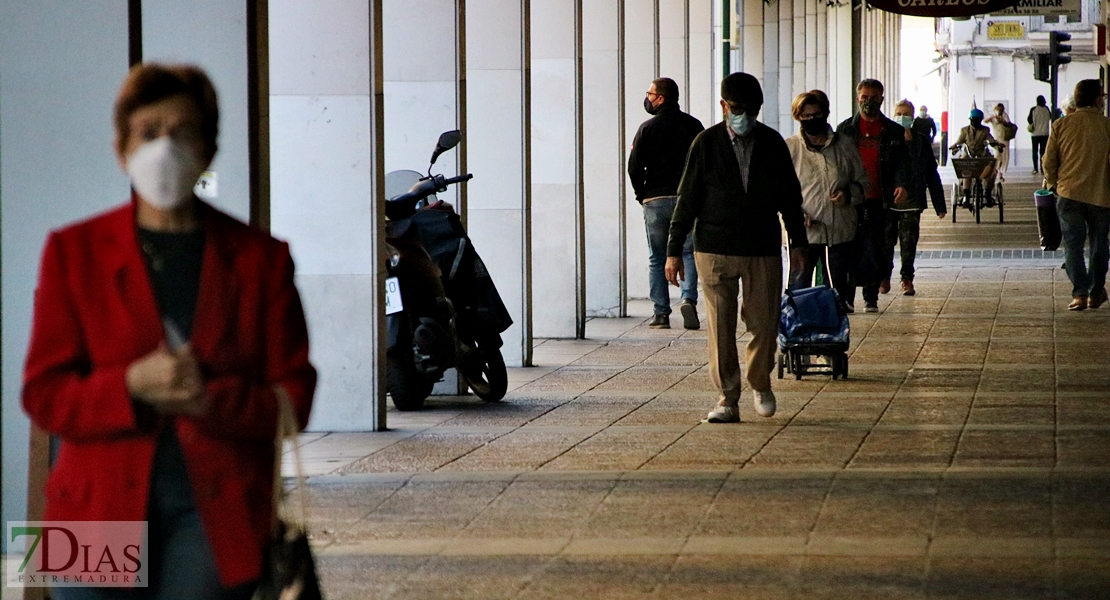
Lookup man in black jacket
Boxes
[665,72,807,424]
[836,78,910,312]
[629,77,705,329]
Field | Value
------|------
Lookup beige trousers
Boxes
[694,252,782,405]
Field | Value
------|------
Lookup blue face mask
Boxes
[728,111,754,136]
[894,115,913,130]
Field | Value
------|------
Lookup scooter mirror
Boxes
[429,130,463,167]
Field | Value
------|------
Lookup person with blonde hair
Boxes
[784,90,868,311]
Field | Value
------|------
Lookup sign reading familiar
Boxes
[987,21,1027,39]
[867,0,1024,18]
[991,0,1082,16]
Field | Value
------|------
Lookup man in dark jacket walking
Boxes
[629,77,705,329]
[890,99,947,296]
[665,72,807,424]
[836,78,910,312]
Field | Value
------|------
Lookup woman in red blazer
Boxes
[22,64,316,599]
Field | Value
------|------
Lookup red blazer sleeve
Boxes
[22,233,140,441]
[198,241,316,439]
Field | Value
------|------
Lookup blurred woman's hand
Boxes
[126,343,208,416]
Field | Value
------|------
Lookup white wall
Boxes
[0,0,130,545]
[269,0,380,430]
[466,0,532,365]
[583,0,624,317]
[142,0,251,221]
[531,0,580,337]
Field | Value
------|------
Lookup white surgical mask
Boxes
[126,137,205,210]
[728,112,754,136]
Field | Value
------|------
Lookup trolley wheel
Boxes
[974,193,982,224]
[952,205,957,223]
[840,353,849,379]
[793,352,803,380]
[777,354,785,379]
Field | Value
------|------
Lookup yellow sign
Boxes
[987,21,1026,39]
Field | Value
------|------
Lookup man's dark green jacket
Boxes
[667,121,808,257]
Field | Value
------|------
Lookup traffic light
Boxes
[1050,31,1073,66]
[1034,53,1051,83]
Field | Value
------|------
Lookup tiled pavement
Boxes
[297,181,1110,599]
[300,269,1110,598]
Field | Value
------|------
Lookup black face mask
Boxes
[800,116,828,135]
[644,96,660,115]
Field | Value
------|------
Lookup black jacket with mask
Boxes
[628,102,705,202]
[667,121,808,257]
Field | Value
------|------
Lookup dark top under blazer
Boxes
[835,113,911,207]
[667,121,809,258]
[627,103,705,202]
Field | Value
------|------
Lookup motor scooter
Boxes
[384,130,512,410]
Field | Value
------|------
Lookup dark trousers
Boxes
[1031,136,1049,170]
[847,200,889,305]
[883,210,922,282]
[788,242,855,305]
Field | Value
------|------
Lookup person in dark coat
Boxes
[664,72,808,424]
[912,105,938,141]
[835,78,910,312]
[628,77,705,329]
[888,99,947,296]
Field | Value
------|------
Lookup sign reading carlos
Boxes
[867,0,1023,17]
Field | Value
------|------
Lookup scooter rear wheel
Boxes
[462,342,508,402]
[388,351,433,410]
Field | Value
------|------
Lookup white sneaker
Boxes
[706,405,740,423]
[753,390,776,418]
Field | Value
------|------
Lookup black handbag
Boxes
[253,390,323,600]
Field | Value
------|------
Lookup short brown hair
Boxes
[856,78,884,95]
[1074,79,1103,108]
[652,77,679,102]
[114,63,219,158]
[791,90,830,121]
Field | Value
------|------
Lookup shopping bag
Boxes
[253,389,323,600]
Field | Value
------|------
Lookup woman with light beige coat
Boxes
[784,90,869,311]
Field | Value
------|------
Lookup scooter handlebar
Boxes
[442,173,473,186]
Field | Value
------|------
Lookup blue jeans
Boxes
[644,197,697,315]
[1057,196,1110,298]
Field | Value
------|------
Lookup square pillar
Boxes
[467,0,533,365]
[269,0,387,430]
[623,0,657,303]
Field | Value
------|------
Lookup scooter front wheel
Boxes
[462,342,508,402]
[387,351,434,410]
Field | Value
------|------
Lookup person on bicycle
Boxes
[950,108,1005,206]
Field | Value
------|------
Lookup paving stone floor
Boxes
[297,255,1110,599]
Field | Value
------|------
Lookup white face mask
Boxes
[126,137,205,210]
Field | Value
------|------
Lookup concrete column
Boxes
[660,0,688,86]
[792,0,806,94]
[624,0,656,303]
[827,0,855,121]
[383,1,459,184]
[816,1,827,91]
[467,0,533,365]
[805,0,817,89]
[142,1,251,222]
[741,0,763,80]
[689,0,716,126]
[269,0,387,430]
[763,1,779,131]
[531,0,581,338]
[778,0,795,134]
[0,0,130,543]
[583,0,623,318]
